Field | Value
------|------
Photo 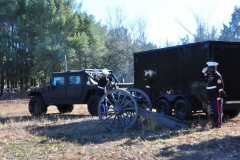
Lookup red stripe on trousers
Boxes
[216,99,221,127]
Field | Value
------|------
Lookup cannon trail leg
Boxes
[138,108,190,129]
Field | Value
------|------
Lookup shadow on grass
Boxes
[20,113,218,145]
[155,136,240,160]
[23,114,240,160]
[2,110,239,159]
[0,113,90,124]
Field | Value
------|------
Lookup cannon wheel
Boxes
[127,88,152,111]
[98,89,139,132]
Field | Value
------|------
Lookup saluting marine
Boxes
[93,69,109,99]
[202,61,226,128]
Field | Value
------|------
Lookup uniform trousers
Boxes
[210,99,222,128]
[96,88,107,114]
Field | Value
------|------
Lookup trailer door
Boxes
[213,46,240,101]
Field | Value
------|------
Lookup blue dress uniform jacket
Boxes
[94,76,109,96]
[206,72,225,101]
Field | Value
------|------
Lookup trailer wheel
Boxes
[127,88,152,111]
[174,100,192,120]
[57,104,74,113]
[156,99,172,116]
[87,95,99,116]
[224,109,240,119]
[29,96,47,116]
[98,89,138,131]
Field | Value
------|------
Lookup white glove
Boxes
[93,69,100,77]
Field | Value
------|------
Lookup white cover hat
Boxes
[102,69,109,76]
[202,67,208,73]
[206,61,218,66]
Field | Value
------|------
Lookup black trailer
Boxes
[134,41,240,120]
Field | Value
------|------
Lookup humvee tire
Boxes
[87,95,98,116]
[29,96,47,116]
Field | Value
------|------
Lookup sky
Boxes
[78,0,240,46]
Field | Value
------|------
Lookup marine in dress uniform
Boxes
[94,69,109,99]
[203,62,225,128]
[93,69,109,115]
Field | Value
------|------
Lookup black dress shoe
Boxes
[211,125,221,129]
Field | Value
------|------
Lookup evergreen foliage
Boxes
[0,1,239,94]
[219,6,240,42]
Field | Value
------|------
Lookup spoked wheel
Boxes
[127,88,152,111]
[98,89,138,132]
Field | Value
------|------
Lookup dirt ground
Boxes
[0,91,29,100]
[0,94,239,159]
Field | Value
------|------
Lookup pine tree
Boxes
[219,6,240,42]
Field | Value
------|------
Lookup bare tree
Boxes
[129,15,151,51]
[105,5,127,31]
[174,7,218,43]
[103,5,156,82]
[103,6,132,81]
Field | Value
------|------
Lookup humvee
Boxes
[27,69,133,116]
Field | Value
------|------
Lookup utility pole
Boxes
[65,55,67,71]
[85,55,86,69]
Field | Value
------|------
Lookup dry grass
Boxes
[0,99,239,160]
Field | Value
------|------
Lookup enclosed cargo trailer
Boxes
[134,41,240,120]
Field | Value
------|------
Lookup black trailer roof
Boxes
[134,40,240,55]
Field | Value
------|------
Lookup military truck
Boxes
[134,41,240,120]
[27,69,133,116]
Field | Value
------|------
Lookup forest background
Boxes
[0,0,240,95]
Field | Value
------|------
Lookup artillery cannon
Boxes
[97,88,190,132]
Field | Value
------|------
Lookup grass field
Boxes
[0,98,239,160]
